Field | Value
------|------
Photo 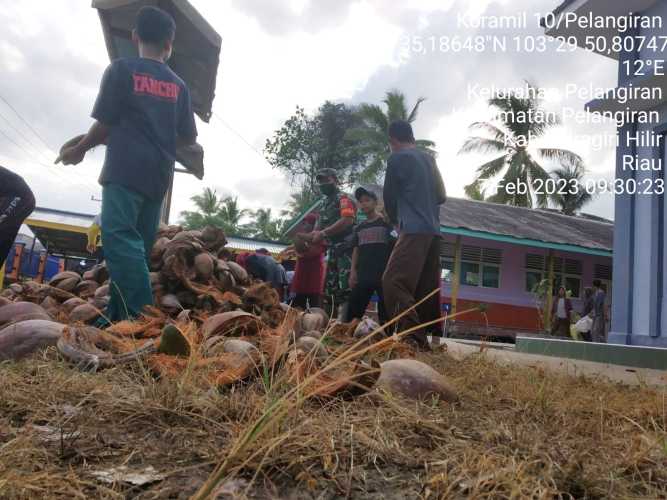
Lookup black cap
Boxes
[354,186,377,201]
[315,168,338,182]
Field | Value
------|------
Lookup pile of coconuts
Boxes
[0,224,458,403]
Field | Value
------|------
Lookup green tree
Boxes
[264,102,366,196]
[245,208,287,242]
[282,188,319,221]
[549,164,594,215]
[218,196,250,236]
[346,90,436,183]
[180,188,250,236]
[180,187,223,229]
[459,82,582,208]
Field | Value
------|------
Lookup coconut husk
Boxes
[202,311,262,338]
[243,283,280,313]
[226,261,249,285]
[57,326,156,371]
[376,359,458,402]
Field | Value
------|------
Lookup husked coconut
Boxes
[8,283,23,294]
[49,271,81,287]
[0,320,66,361]
[160,294,183,312]
[376,359,458,402]
[295,336,327,358]
[95,284,110,299]
[75,280,99,299]
[0,302,49,327]
[41,296,60,310]
[226,261,248,284]
[69,303,101,324]
[56,277,81,292]
[63,297,87,314]
[194,252,215,281]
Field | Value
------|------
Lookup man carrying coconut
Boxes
[56,6,197,322]
[307,168,356,318]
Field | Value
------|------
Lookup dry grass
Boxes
[1,342,666,499]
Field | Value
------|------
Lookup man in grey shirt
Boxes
[382,120,446,349]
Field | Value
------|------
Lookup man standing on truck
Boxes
[56,6,198,322]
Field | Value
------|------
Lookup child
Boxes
[56,6,197,322]
[346,187,396,324]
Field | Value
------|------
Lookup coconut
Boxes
[226,261,248,284]
[41,296,60,310]
[0,320,66,361]
[353,317,383,340]
[75,280,99,299]
[376,359,458,402]
[0,302,50,327]
[295,336,327,359]
[160,294,183,312]
[199,226,227,253]
[157,325,190,357]
[8,283,23,294]
[0,296,12,307]
[63,297,87,314]
[69,304,101,324]
[202,311,261,338]
[194,252,215,281]
[56,277,81,292]
[203,337,257,358]
[1,289,16,299]
[94,284,110,299]
[49,271,81,287]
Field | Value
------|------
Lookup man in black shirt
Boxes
[0,166,35,270]
[346,187,395,324]
[56,6,197,322]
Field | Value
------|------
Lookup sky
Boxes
[0,0,618,226]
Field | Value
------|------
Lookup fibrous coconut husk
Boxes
[57,326,156,371]
[202,311,262,338]
[75,280,99,299]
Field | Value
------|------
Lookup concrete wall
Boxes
[608,2,667,347]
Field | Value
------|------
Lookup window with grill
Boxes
[594,264,612,280]
[440,244,502,288]
[524,253,583,298]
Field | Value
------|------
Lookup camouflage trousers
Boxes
[323,250,352,317]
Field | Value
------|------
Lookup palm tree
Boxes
[245,208,286,241]
[218,196,250,236]
[550,165,593,215]
[346,90,436,183]
[464,179,487,201]
[282,188,318,220]
[180,187,223,229]
[459,83,582,208]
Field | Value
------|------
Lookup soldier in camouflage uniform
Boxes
[307,168,356,318]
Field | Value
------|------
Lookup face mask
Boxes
[319,183,336,196]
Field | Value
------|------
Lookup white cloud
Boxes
[0,0,620,226]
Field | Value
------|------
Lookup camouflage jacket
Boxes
[318,190,356,245]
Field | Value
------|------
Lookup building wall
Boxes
[439,234,612,332]
[608,2,667,347]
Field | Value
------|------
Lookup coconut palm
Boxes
[218,196,250,236]
[346,90,436,183]
[180,187,223,229]
[459,83,582,208]
[549,164,594,215]
[245,208,286,241]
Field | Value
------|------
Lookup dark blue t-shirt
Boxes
[92,58,197,201]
